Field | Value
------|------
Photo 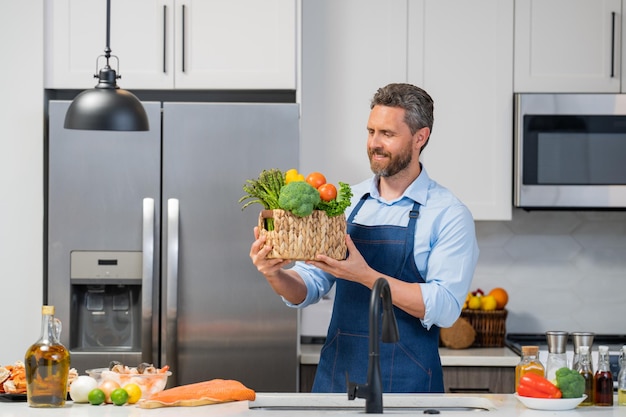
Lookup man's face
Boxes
[366,105,414,177]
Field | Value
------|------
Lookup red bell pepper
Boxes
[518,373,562,398]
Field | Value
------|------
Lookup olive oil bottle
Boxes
[575,345,594,406]
[618,345,626,406]
[25,305,71,407]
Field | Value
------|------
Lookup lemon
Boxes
[123,383,142,404]
[480,295,497,311]
[468,295,481,310]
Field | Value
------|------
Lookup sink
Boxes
[249,393,496,412]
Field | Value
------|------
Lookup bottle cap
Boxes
[579,345,589,354]
[599,345,609,353]
[42,305,55,315]
[521,345,539,356]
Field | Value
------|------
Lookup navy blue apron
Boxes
[312,193,444,393]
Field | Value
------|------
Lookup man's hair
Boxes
[370,83,434,141]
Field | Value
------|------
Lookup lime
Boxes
[110,388,129,406]
[123,383,142,404]
[88,388,106,405]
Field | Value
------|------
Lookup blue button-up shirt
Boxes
[288,166,479,329]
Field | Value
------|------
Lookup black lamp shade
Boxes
[64,87,150,131]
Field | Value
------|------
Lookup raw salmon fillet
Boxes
[137,379,256,408]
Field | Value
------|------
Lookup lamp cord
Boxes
[104,0,111,63]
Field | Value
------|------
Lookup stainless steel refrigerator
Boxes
[46,100,299,391]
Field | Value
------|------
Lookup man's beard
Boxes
[368,146,412,177]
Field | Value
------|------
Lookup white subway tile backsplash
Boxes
[473,209,626,334]
[300,209,626,338]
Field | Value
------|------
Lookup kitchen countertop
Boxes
[300,344,520,367]
[1,394,624,417]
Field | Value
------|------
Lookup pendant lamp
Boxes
[64,0,149,131]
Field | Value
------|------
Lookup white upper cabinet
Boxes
[411,0,513,220]
[514,0,622,93]
[300,0,513,220]
[45,0,296,89]
[299,0,409,187]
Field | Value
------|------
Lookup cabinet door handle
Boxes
[181,4,186,73]
[611,11,616,78]
[163,5,167,73]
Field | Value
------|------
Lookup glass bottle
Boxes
[575,345,594,406]
[515,345,545,392]
[25,305,71,408]
[618,345,626,406]
[593,345,614,406]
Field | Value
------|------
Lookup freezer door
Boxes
[161,102,299,391]
[47,100,162,373]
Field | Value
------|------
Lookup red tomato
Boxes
[318,183,337,202]
[306,172,327,189]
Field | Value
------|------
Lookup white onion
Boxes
[69,375,98,403]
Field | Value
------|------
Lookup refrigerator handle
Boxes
[165,198,180,384]
[142,198,155,364]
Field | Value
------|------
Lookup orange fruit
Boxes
[489,287,508,309]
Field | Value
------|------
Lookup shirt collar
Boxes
[367,164,430,205]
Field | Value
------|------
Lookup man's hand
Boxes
[249,226,292,276]
[249,226,306,304]
[307,235,378,288]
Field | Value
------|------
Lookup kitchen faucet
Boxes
[346,277,399,413]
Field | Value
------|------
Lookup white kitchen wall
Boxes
[0,0,44,364]
[473,209,626,335]
[302,208,626,338]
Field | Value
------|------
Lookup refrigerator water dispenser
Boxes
[69,251,142,352]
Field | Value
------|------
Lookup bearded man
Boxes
[249,83,479,393]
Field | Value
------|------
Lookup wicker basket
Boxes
[460,309,507,347]
[258,209,347,261]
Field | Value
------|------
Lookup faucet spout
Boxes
[346,277,399,413]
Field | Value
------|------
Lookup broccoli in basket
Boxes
[555,367,586,398]
[278,181,321,217]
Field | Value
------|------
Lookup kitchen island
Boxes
[0,394,624,416]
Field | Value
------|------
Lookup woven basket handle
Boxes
[259,210,275,231]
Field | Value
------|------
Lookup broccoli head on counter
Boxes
[555,367,586,398]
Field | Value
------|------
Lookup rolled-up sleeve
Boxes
[419,204,479,329]
[283,262,336,308]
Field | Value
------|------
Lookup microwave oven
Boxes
[514,93,626,209]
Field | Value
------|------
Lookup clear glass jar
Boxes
[545,330,568,382]
[515,345,545,392]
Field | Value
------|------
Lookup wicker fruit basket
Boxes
[460,309,507,347]
[258,209,347,261]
